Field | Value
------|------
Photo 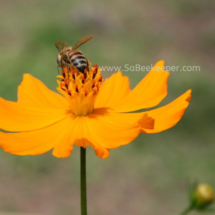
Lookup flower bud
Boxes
[191,183,214,210]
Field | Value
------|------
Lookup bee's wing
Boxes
[72,35,93,50]
[55,40,70,52]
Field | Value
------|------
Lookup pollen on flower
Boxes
[57,63,103,116]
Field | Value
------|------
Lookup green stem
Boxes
[80,147,87,215]
[180,205,193,215]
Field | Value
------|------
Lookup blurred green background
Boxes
[0,0,215,214]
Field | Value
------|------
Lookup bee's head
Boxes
[63,47,72,53]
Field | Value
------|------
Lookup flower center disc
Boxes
[57,64,103,116]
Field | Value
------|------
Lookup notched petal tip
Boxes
[52,145,73,158]
[159,60,165,65]
[185,89,192,102]
[93,145,109,159]
[115,70,123,75]
[152,60,165,71]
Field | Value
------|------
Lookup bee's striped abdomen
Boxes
[68,50,88,73]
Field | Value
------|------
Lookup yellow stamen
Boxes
[57,64,103,116]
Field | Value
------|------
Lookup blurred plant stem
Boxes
[80,147,87,215]
[180,205,193,215]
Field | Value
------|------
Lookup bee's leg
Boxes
[57,66,61,74]
[66,66,70,88]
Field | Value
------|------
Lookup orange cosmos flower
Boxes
[0,60,191,159]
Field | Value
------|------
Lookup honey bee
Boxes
[55,35,93,73]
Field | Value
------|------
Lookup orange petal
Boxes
[0,98,70,132]
[0,115,75,156]
[54,116,110,158]
[53,109,154,158]
[18,74,69,109]
[92,145,109,159]
[53,117,86,158]
[81,116,110,158]
[83,108,154,150]
[52,117,80,158]
[53,116,109,158]
[112,61,169,112]
[95,71,130,108]
[142,89,192,133]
